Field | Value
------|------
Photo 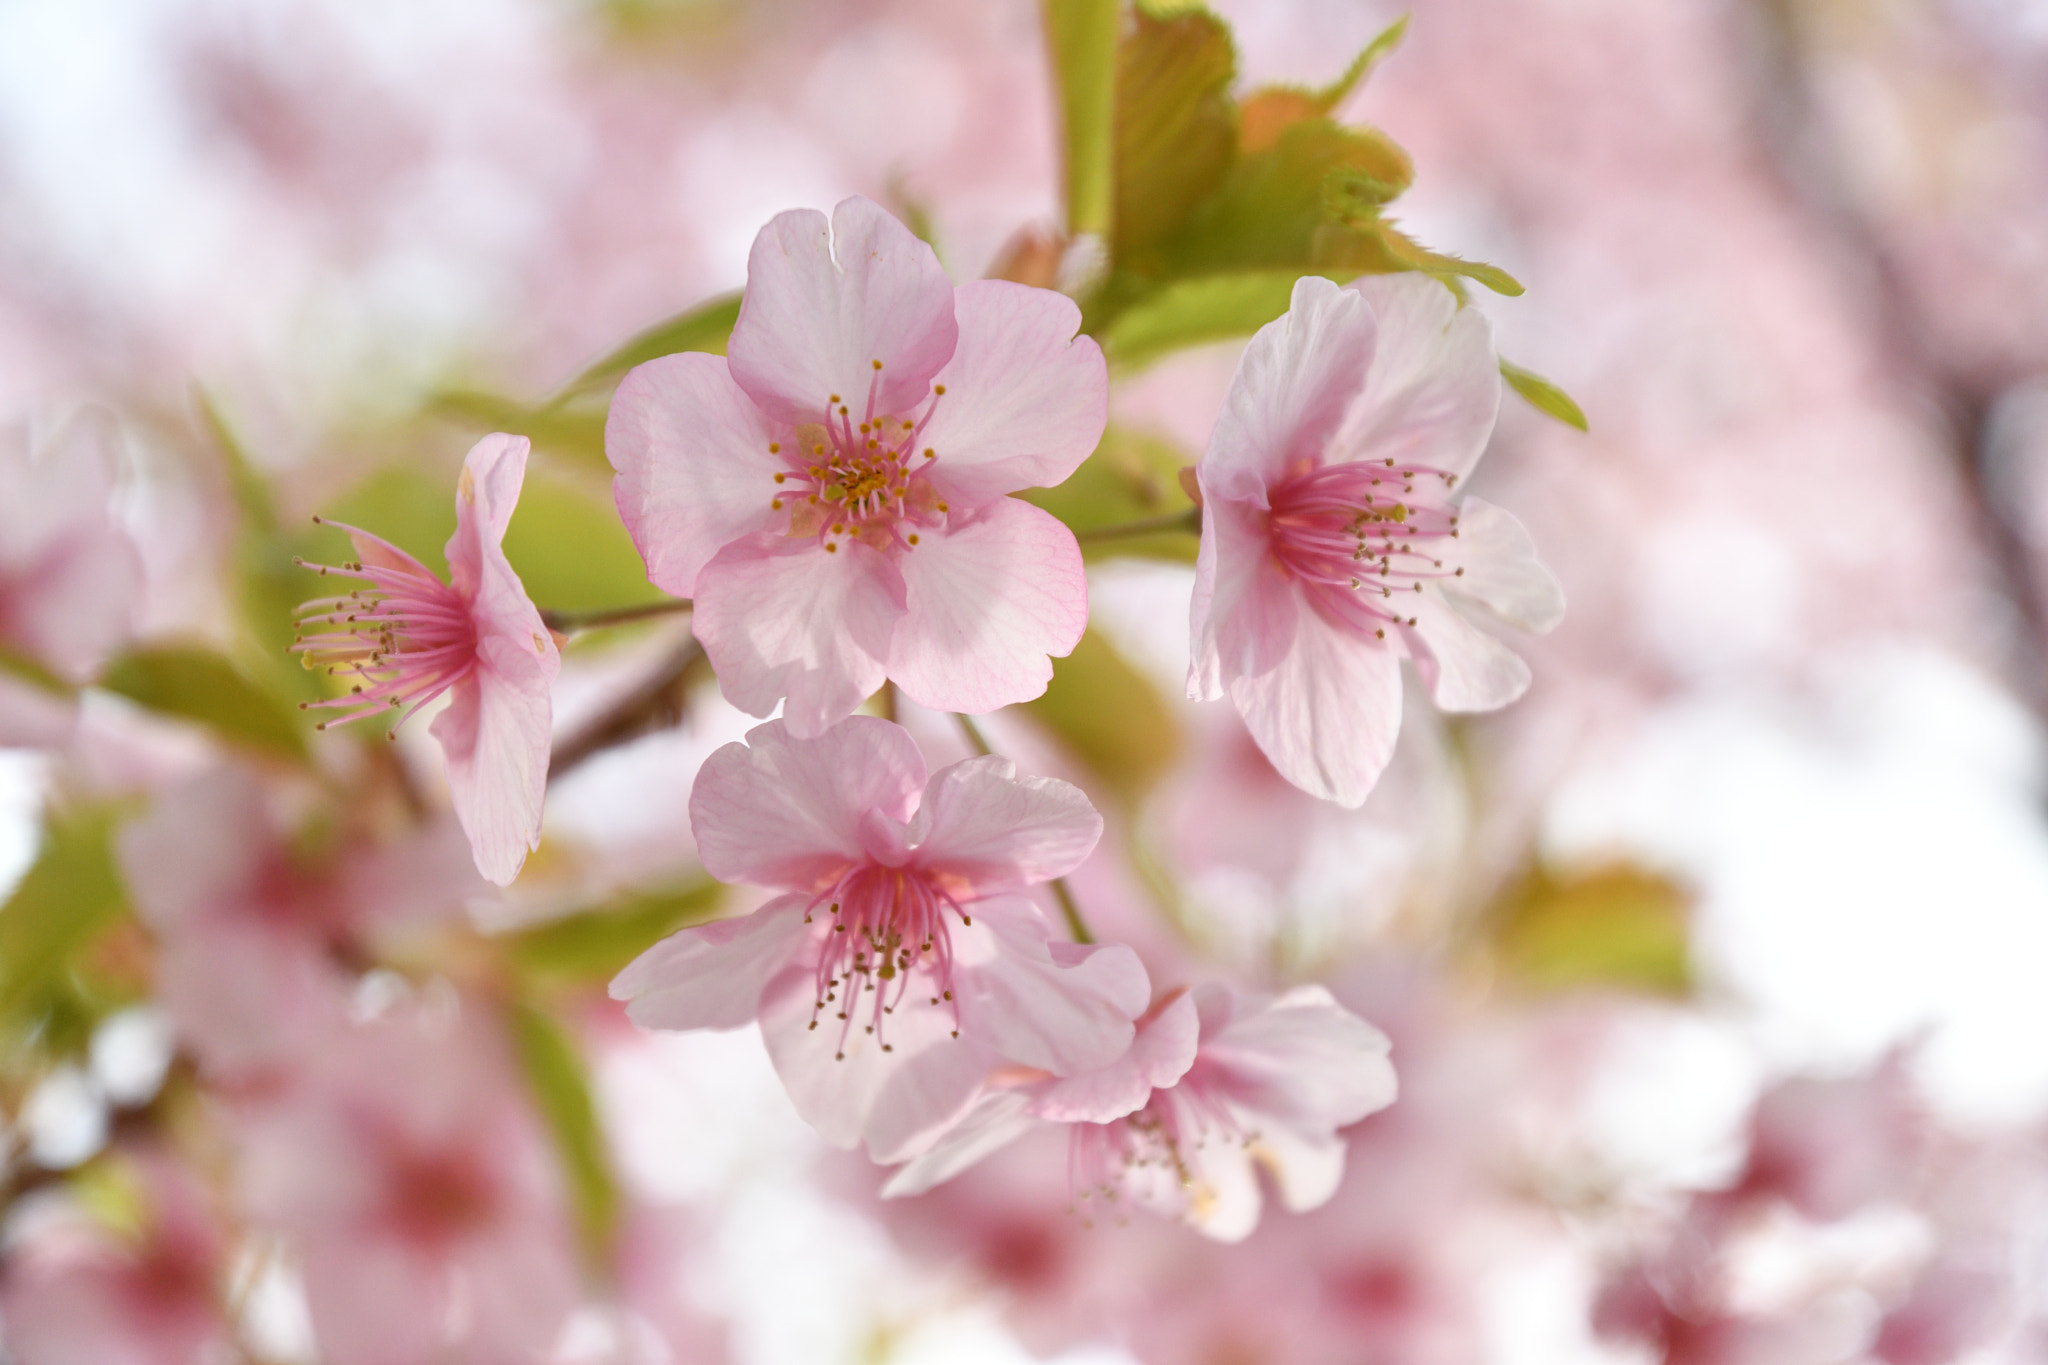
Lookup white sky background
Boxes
[5,0,2048,1362]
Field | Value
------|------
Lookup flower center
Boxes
[1066,1073,1249,1225]
[1265,458,1465,641]
[766,365,950,556]
[291,522,479,735]
[802,860,970,1059]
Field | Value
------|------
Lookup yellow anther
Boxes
[773,472,786,483]
[769,442,781,453]
[933,384,946,395]
[872,359,884,370]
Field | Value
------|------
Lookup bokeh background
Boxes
[4,0,2048,1362]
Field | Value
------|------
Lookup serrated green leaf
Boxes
[1023,628,1179,805]
[1022,425,1197,562]
[1044,0,1120,237]
[1492,865,1692,997]
[1099,269,1301,371]
[504,880,723,984]
[1160,117,1414,276]
[100,646,309,764]
[1239,14,1407,151]
[1500,358,1589,432]
[508,999,618,1267]
[1375,222,1523,296]
[1114,6,1237,260]
[551,291,743,401]
[0,808,128,1030]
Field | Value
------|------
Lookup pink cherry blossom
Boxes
[1189,273,1565,806]
[609,715,1150,1162]
[608,196,1103,736]
[0,1151,231,1365]
[235,1004,580,1365]
[887,983,1396,1243]
[293,432,560,885]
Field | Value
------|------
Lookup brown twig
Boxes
[548,638,706,779]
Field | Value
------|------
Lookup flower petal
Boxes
[688,716,926,889]
[609,895,813,1030]
[1406,590,1533,713]
[1196,983,1398,1131]
[916,280,1107,505]
[953,898,1149,1076]
[607,353,785,597]
[727,197,959,425]
[1336,273,1500,481]
[1229,605,1403,807]
[888,497,1087,715]
[1198,275,1375,502]
[431,633,555,887]
[691,534,905,737]
[881,1087,1040,1197]
[1248,1126,1350,1214]
[1446,495,1565,633]
[1189,493,1298,700]
[1029,989,1199,1123]
[911,754,1102,894]
[758,962,989,1158]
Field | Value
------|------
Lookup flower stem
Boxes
[539,599,692,634]
[1073,507,1201,545]
[952,711,1095,944]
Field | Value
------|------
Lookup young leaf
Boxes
[508,999,619,1268]
[0,807,128,1030]
[100,645,310,764]
[1239,14,1408,152]
[1023,424,1198,561]
[502,467,668,614]
[1023,628,1179,806]
[1500,358,1590,432]
[504,880,723,984]
[1114,6,1238,259]
[1099,270,1302,371]
[1491,865,1692,997]
[1044,0,1120,239]
[550,291,743,400]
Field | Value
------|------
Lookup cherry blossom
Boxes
[888,983,1396,1242]
[235,1005,580,1365]
[610,716,1150,1161]
[293,432,560,885]
[1189,273,1565,806]
[607,196,1104,736]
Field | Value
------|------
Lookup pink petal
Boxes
[880,1088,1040,1197]
[952,898,1149,1076]
[300,1239,448,1365]
[1196,983,1398,1132]
[0,411,139,680]
[687,717,926,890]
[443,434,529,598]
[1335,273,1500,481]
[1029,989,1200,1123]
[431,632,555,887]
[690,533,905,737]
[757,962,990,1158]
[118,768,271,930]
[726,197,959,426]
[607,352,785,597]
[1198,275,1375,503]
[915,280,1108,505]
[1189,493,1299,700]
[1406,591,1533,713]
[1446,496,1566,633]
[1250,1126,1351,1213]
[1228,604,1404,808]
[911,754,1102,894]
[887,497,1087,715]
[609,894,813,1031]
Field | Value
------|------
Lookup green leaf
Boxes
[194,387,280,536]
[320,464,458,577]
[504,880,723,984]
[431,390,609,471]
[100,646,310,764]
[1491,865,1692,997]
[1373,222,1523,296]
[1099,269,1301,371]
[508,999,619,1267]
[1023,628,1179,805]
[1022,426,1197,562]
[0,644,72,698]
[550,291,743,400]
[0,807,128,1031]
[1500,358,1589,432]
[1044,0,1120,238]
[502,468,667,615]
[1238,14,1407,151]
[1160,117,1413,276]
[1113,6,1238,260]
